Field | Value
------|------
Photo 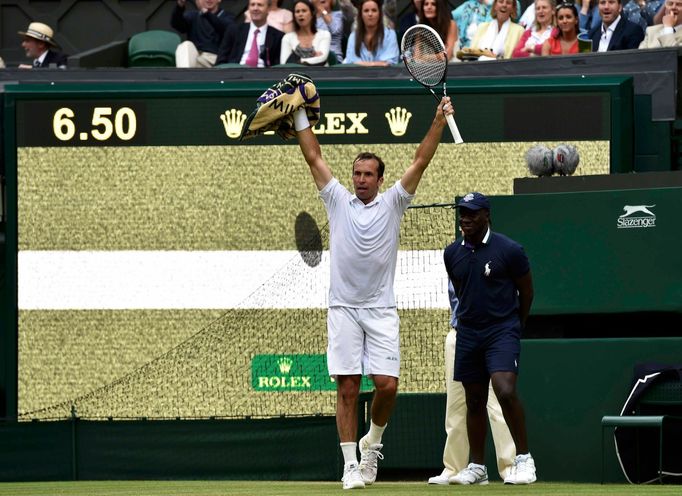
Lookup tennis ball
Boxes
[553,144,580,176]
[525,145,554,177]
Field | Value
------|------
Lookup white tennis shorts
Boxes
[326,306,400,378]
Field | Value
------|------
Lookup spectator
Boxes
[452,0,493,48]
[172,0,234,68]
[17,22,67,69]
[281,0,331,64]
[216,0,284,66]
[639,0,682,47]
[588,0,644,51]
[245,0,295,32]
[398,0,422,44]
[339,0,359,53]
[314,0,345,61]
[343,0,400,65]
[623,0,665,30]
[421,0,460,61]
[470,0,524,59]
[579,0,602,32]
[0,57,5,68]
[512,0,555,58]
[542,2,580,54]
[452,0,520,48]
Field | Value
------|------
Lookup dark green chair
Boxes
[128,30,181,67]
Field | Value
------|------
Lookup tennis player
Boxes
[293,96,454,490]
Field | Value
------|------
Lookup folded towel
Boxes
[240,73,320,141]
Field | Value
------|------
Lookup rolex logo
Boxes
[277,357,293,374]
[220,109,247,139]
[385,107,412,136]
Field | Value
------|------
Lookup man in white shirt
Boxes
[293,96,455,489]
[589,0,644,51]
[639,0,682,47]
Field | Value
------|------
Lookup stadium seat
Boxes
[128,30,181,67]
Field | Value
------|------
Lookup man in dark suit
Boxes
[215,0,283,66]
[17,22,68,69]
[589,0,644,51]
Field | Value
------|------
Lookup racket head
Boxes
[401,24,448,88]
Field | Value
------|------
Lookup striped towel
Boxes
[240,73,320,141]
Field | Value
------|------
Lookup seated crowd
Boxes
[7,0,682,69]
[175,0,678,66]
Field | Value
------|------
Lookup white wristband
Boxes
[293,108,310,131]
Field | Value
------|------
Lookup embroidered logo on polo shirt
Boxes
[484,261,492,277]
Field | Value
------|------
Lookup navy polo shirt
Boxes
[443,229,530,331]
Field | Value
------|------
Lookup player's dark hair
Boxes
[354,0,385,57]
[352,152,385,178]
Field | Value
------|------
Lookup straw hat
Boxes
[18,22,58,47]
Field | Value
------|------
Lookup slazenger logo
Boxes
[616,204,656,229]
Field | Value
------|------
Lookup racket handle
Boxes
[446,114,464,144]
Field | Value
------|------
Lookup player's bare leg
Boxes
[336,374,362,442]
[358,375,396,484]
[337,375,365,489]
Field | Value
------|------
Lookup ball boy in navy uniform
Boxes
[443,192,536,485]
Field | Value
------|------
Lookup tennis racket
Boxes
[401,24,463,144]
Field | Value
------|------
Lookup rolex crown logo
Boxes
[277,357,293,374]
[385,106,412,137]
[220,109,247,139]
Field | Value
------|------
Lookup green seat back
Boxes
[128,30,182,67]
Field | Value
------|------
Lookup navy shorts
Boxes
[454,323,521,383]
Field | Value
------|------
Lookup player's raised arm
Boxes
[400,97,453,195]
[294,108,333,191]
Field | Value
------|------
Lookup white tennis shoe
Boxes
[428,469,453,484]
[504,453,537,484]
[358,435,384,485]
[449,463,489,485]
[342,462,365,490]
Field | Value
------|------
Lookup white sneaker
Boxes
[504,453,537,484]
[358,435,384,485]
[427,469,453,484]
[449,463,489,485]
[342,462,365,490]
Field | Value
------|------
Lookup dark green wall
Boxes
[1,339,679,483]
[0,416,339,481]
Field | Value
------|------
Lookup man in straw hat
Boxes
[18,22,67,69]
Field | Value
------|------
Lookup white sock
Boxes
[293,108,310,131]
[340,442,358,465]
[366,420,386,445]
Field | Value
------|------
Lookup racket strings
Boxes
[402,29,447,87]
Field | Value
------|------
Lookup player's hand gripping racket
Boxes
[401,24,463,144]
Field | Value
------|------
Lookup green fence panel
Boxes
[490,188,682,315]
[0,421,72,481]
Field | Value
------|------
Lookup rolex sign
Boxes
[251,354,374,391]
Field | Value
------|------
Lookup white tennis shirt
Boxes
[319,177,414,308]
